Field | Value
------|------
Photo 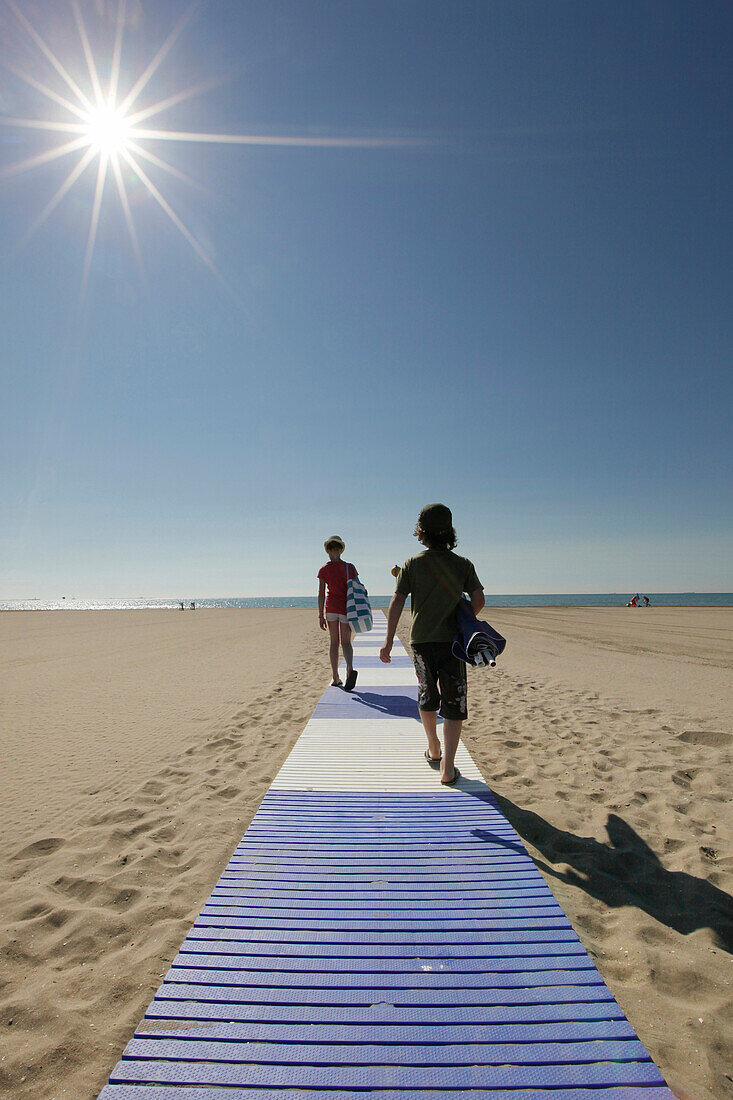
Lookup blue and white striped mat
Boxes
[98,611,674,1097]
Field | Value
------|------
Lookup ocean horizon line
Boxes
[2,592,732,611]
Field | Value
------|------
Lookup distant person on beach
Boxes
[642,595,650,607]
[380,503,485,786]
[318,536,358,692]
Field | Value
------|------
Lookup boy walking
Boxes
[380,504,484,785]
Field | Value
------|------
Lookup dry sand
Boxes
[1,609,327,1100]
[442,607,733,1100]
[1,606,731,1099]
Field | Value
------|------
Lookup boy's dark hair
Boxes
[414,522,458,552]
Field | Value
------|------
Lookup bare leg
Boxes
[441,718,463,783]
[327,621,342,685]
[418,708,442,762]
[339,621,354,675]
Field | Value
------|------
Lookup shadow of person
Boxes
[350,691,420,718]
[490,794,733,953]
[471,828,527,856]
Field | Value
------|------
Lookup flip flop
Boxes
[424,750,442,768]
[344,668,358,692]
[331,679,343,687]
[441,767,461,786]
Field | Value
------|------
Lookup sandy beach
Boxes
[1,606,731,1099]
[448,607,733,1100]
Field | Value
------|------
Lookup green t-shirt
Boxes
[396,550,482,644]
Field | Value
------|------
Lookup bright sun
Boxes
[2,0,397,296]
[83,103,131,156]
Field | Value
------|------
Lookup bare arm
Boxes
[471,587,485,615]
[380,592,407,662]
[318,579,327,629]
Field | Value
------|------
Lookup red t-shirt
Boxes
[317,559,352,615]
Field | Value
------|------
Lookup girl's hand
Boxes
[319,615,327,630]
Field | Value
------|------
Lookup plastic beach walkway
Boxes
[99,610,674,1098]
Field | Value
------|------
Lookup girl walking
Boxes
[317,536,358,692]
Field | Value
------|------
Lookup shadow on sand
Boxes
[484,794,733,953]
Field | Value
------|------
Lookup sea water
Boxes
[2,593,732,611]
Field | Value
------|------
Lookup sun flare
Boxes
[83,103,131,157]
[1,0,410,296]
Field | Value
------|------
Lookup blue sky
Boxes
[2,0,731,596]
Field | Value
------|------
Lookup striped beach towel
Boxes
[345,564,373,633]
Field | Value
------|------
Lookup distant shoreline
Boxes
[2,593,732,611]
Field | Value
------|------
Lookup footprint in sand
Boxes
[679,730,732,748]
[91,806,145,826]
[209,735,238,748]
[663,837,686,853]
[52,874,102,902]
[141,780,166,796]
[12,837,65,860]
[18,901,57,922]
[672,769,698,788]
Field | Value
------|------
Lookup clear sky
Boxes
[2,0,731,597]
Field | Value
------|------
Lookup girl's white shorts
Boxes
[325,612,349,623]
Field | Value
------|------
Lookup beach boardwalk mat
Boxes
[98,611,675,1098]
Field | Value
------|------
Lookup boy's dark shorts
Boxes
[411,642,468,721]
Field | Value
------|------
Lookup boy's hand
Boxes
[319,615,327,631]
[379,640,393,663]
